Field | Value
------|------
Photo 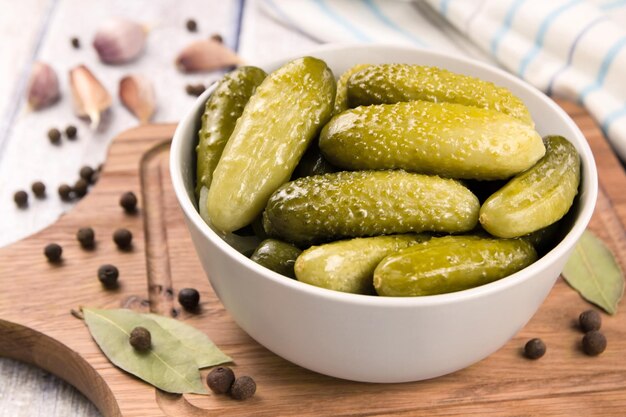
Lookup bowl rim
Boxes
[170,43,598,308]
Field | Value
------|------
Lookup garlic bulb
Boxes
[27,62,60,110]
[69,65,112,129]
[93,18,146,64]
[175,38,242,73]
[119,74,156,123]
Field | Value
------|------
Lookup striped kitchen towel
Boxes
[260,0,626,161]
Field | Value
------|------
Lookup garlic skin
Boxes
[69,65,112,129]
[93,18,146,64]
[119,74,156,124]
[176,38,242,73]
[27,62,60,110]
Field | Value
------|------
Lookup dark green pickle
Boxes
[251,239,302,278]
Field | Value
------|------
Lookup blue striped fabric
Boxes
[362,0,427,47]
[578,36,626,103]
[490,0,527,57]
[313,0,372,41]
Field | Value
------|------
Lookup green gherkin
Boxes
[347,64,534,125]
[333,63,370,116]
[251,239,302,278]
[207,57,336,233]
[479,135,581,238]
[374,235,537,297]
[263,170,480,245]
[195,66,267,197]
[319,101,545,180]
[295,234,429,295]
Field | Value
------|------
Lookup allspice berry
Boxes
[186,19,198,32]
[77,227,95,249]
[79,166,95,183]
[579,310,601,333]
[32,181,46,198]
[120,191,138,213]
[73,179,88,198]
[47,128,61,144]
[58,184,73,201]
[44,243,63,263]
[129,326,152,351]
[230,376,256,400]
[65,125,78,139]
[582,330,607,356]
[178,288,200,311]
[113,228,133,250]
[524,338,546,359]
[98,264,119,288]
[14,190,28,208]
[206,366,235,394]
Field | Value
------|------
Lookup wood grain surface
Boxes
[0,101,625,417]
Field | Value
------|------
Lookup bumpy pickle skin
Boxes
[479,135,581,238]
[195,66,267,197]
[374,235,537,297]
[207,57,336,233]
[319,101,545,180]
[250,239,302,278]
[263,170,480,246]
[347,64,534,126]
[333,63,370,116]
[295,234,429,294]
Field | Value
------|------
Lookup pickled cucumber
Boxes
[195,66,267,196]
[293,141,336,179]
[333,63,370,115]
[479,135,581,238]
[347,64,533,126]
[263,170,480,245]
[207,57,336,233]
[251,239,302,278]
[295,234,429,294]
[319,101,545,180]
[374,235,537,296]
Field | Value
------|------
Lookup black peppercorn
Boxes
[178,288,200,311]
[32,181,46,198]
[579,309,601,332]
[120,191,138,213]
[129,326,151,351]
[206,366,235,394]
[186,19,198,32]
[185,83,205,97]
[76,227,95,249]
[210,33,223,43]
[113,228,133,250]
[230,376,256,400]
[98,264,119,288]
[14,190,28,208]
[44,243,63,263]
[582,330,606,356]
[79,166,95,183]
[65,125,78,139]
[70,37,80,49]
[524,338,546,359]
[58,184,73,201]
[73,179,88,198]
[48,128,61,144]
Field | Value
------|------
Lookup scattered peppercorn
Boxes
[579,309,601,332]
[79,166,95,183]
[129,326,152,351]
[98,264,119,288]
[91,170,100,184]
[113,228,133,250]
[230,376,256,400]
[206,366,235,394]
[178,288,200,311]
[32,181,46,198]
[13,190,28,208]
[73,178,88,198]
[44,243,63,263]
[582,330,606,356]
[58,184,73,201]
[76,227,95,249]
[47,128,61,144]
[186,19,198,32]
[70,37,80,49]
[210,33,223,43]
[65,125,78,139]
[185,83,205,97]
[120,191,138,213]
[524,338,546,359]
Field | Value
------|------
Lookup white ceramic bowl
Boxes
[170,44,598,383]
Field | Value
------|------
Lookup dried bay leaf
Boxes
[146,313,232,368]
[562,230,624,315]
[83,308,207,394]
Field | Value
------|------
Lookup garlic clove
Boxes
[93,18,147,64]
[69,65,112,129]
[175,38,242,73]
[27,62,60,110]
[119,74,156,124]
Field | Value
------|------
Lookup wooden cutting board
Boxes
[1,100,625,417]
